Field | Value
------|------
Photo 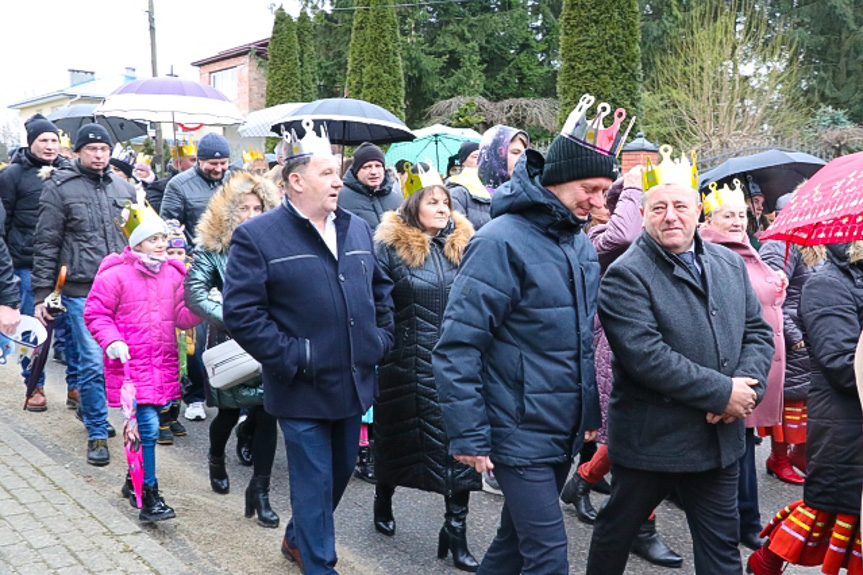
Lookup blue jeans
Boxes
[280,415,361,575]
[64,296,108,439]
[14,268,44,388]
[137,404,159,486]
[479,462,571,575]
[61,300,79,391]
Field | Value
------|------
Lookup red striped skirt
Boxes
[761,500,862,574]
[758,399,807,444]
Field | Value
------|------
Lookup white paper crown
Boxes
[284,119,332,161]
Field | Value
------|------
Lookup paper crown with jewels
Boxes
[703,179,746,216]
[57,129,72,150]
[642,144,699,192]
[242,148,265,163]
[135,153,151,166]
[402,160,445,197]
[173,138,197,158]
[559,93,636,157]
[118,186,161,240]
[284,119,332,161]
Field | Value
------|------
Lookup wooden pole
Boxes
[148,0,165,177]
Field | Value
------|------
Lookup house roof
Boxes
[191,38,269,68]
[8,73,137,110]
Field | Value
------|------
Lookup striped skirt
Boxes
[758,399,807,444]
[761,500,862,574]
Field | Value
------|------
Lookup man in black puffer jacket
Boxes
[338,142,402,231]
[434,133,611,573]
[0,114,69,410]
[32,124,134,467]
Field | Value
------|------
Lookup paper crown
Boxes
[284,119,332,161]
[118,186,160,240]
[112,144,136,165]
[57,129,72,150]
[559,93,636,157]
[135,153,151,166]
[403,161,444,197]
[703,179,746,216]
[642,144,699,192]
[173,138,197,158]
[243,149,265,163]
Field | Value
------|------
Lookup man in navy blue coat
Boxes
[223,129,394,574]
[434,128,614,573]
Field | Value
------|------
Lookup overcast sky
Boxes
[0,0,303,131]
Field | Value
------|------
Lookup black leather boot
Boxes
[374,483,396,536]
[631,518,683,568]
[139,483,176,522]
[438,491,479,572]
[245,475,279,528]
[235,419,253,467]
[560,474,597,525]
[208,451,229,494]
[120,472,137,508]
[354,445,376,484]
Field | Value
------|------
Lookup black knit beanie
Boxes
[457,141,479,165]
[74,123,112,152]
[25,114,59,147]
[351,142,386,175]
[541,134,616,187]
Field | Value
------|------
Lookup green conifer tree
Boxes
[296,10,317,102]
[266,7,302,150]
[557,0,642,127]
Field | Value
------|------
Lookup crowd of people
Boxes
[0,103,860,575]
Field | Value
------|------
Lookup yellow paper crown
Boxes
[119,187,159,239]
[703,179,746,217]
[173,138,197,158]
[403,161,445,197]
[58,129,72,150]
[243,149,265,163]
[135,153,151,166]
[642,144,699,192]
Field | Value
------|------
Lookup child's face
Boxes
[134,233,168,257]
[166,247,186,261]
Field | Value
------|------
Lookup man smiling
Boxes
[338,142,401,232]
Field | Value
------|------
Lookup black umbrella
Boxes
[270,98,415,145]
[25,267,67,408]
[48,104,148,144]
[699,149,826,211]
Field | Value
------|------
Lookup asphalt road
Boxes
[0,359,812,574]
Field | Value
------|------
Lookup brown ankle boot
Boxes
[26,387,47,412]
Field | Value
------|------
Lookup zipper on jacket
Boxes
[430,246,447,337]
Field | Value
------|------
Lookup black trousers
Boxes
[587,462,742,575]
[738,429,762,537]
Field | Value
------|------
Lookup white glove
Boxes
[106,341,130,363]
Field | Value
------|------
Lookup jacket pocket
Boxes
[295,337,315,383]
[66,202,92,233]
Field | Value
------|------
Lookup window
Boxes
[210,67,238,100]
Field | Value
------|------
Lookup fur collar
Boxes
[194,171,280,254]
[374,210,474,269]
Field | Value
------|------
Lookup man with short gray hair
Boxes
[586,179,775,574]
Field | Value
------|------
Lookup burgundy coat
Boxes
[701,228,785,427]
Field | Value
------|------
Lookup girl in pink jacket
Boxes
[85,211,200,523]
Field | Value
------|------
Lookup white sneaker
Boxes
[184,402,207,421]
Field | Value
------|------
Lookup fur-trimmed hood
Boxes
[194,171,280,254]
[374,210,474,268]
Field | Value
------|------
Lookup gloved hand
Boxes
[106,341,130,363]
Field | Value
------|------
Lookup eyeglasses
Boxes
[81,145,111,154]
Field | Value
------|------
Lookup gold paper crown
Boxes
[703,179,746,217]
[642,144,699,192]
[173,138,197,158]
[243,149,265,163]
[285,119,332,161]
[58,129,72,150]
[135,153,151,166]
[560,93,635,157]
[119,186,160,240]
[403,161,445,197]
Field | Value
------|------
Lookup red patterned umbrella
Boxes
[760,151,863,245]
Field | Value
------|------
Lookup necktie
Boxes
[677,251,703,286]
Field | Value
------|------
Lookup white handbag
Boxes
[202,339,262,391]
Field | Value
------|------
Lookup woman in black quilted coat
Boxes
[372,184,479,571]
